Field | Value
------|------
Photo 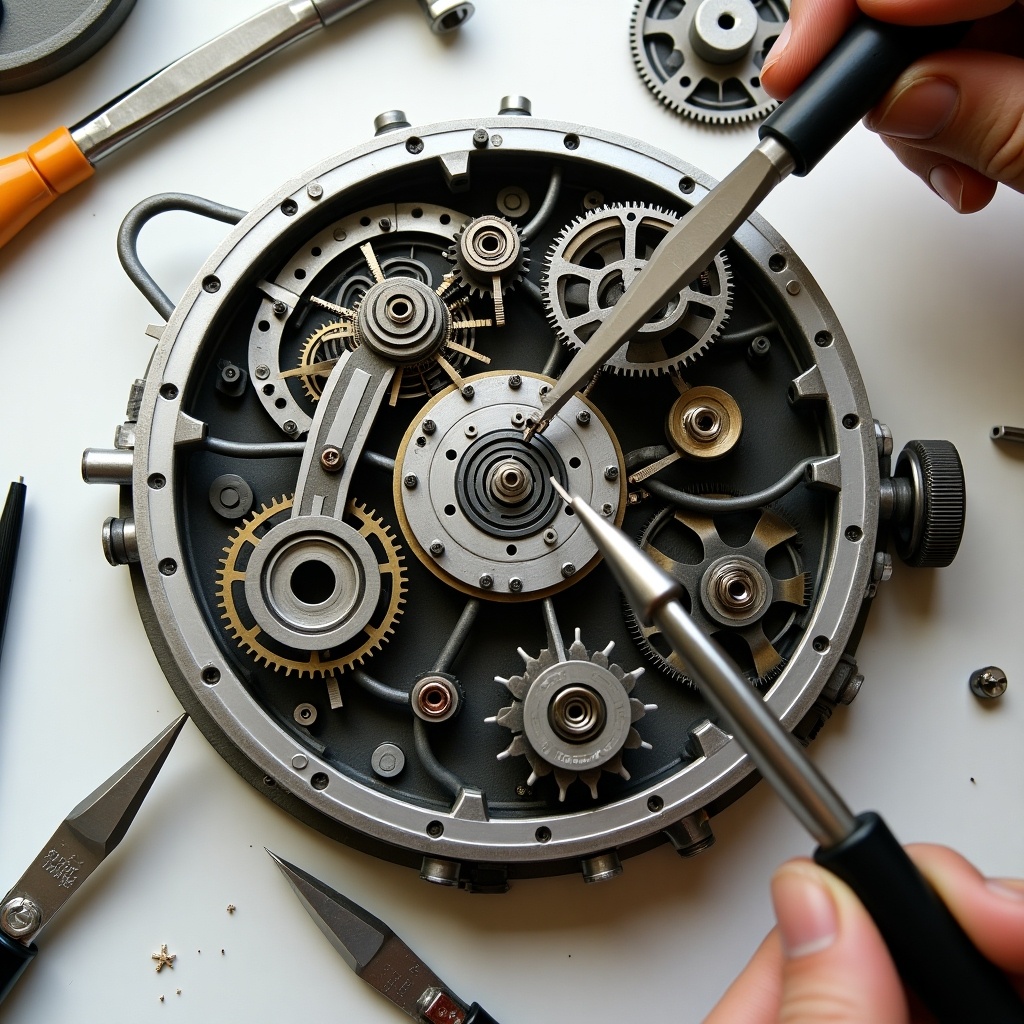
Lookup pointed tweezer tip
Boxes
[549,476,572,504]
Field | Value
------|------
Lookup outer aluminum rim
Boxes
[130,114,878,864]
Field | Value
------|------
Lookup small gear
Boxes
[447,215,530,327]
[488,630,655,802]
[628,503,808,683]
[216,496,406,678]
[631,0,789,125]
[297,321,356,401]
[543,203,731,375]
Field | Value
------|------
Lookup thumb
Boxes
[772,860,908,1024]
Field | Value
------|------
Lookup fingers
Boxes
[880,137,999,211]
[761,0,860,99]
[906,844,1024,975]
[865,51,1024,200]
[703,931,784,1024]
[859,0,1017,26]
[770,860,908,1024]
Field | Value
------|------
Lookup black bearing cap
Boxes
[892,439,966,568]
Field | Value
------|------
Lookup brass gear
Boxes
[216,496,406,677]
[298,321,356,401]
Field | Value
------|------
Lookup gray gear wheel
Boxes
[542,203,731,376]
[631,0,789,125]
[628,503,809,684]
[447,215,529,297]
[488,630,655,802]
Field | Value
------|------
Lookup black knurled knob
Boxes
[892,439,966,568]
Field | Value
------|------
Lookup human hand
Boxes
[760,1,1024,212]
[704,844,1024,1023]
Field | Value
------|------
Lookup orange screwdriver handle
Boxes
[0,128,94,249]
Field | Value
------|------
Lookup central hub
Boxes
[702,555,770,627]
[488,459,533,506]
[549,685,607,743]
[357,278,450,364]
[689,0,759,64]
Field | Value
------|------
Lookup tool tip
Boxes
[549,477,572,504]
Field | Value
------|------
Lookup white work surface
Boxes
[1,2,1023,1021]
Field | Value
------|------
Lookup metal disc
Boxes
[0,0,137,94]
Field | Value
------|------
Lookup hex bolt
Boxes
[576,409,591,426]
[429,540,445,557]
[254,364,270,380]
[307,182,323,200]
[320,446,343,472]
[970,666,1007,700]
[508,374,522,390]
[604,465,619,481]
[561,562,576,578]
[479,574,494,589]
[472,128,489,149]
[509,577,523,593]
[461,384,475,400]
[872,551,893,583]
[272,301,287,317]
[422,418,437,435]
[404,474,418,489]
[601,503,614,517]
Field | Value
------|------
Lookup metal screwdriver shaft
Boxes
[0,478,27,673]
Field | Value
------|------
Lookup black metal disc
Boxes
[0,0,137,94]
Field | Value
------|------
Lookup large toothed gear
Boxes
[628,504,809,684]
[488,631,655,802]
[216,496,406,678]
[630,0,789,125]
[543,203,731,376]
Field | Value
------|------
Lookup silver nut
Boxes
[429,540,445,557]
[1,897,41,939]
[872,551,893,583]
[509,577,523,593]
[969,666,1007,700]
[604,465,619,481]
[561,562,576,578]
[508,374,522,390]
[576,409,591,426]
[461,384,475,400]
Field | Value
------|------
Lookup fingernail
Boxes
[772,866,838,958]
[865,76,959,140]
[928,164,964,211]
[987,879,1024,902]
[761,21,791,75]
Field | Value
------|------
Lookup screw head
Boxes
[307,182,323,199]
[604,465,619,481]
[543,529,558,546]
[461,384,475,400]
[283,420,297,434]
[576,409,591,426]
[429,540,445,556]
[404,474,418,489]
[254,364,270,380]
[422,418,437,435]
[472,128,489,148]
[320,446,343,472]
[600,503,614,517]
[970,666,1007,700]
[272,301,287,317]
[1,897,41,939]
[479,574,494,589]
[509,577,523,593]
[561,562,576,578]
[378,217,392,232]
[508,374,522,390]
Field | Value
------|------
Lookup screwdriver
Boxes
[269,851,500,1023]
[552,478,1024,1024]
[0,0,473,251]
[530,15,971,435]
[0,715,187,1004]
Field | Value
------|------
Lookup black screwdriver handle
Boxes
[465,1002,500,1024]
[0,931,37,1005]
[815,812,1024,1023]
[759,17,971,175]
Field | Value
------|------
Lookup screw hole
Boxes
[842,414,859,429]
[647,795,664,812]
[535,826,552,843]
[768,253,786,272]
[563,133,580,150]
[845,525,863,542]
[202,275,221,293]
[815,330,833,347]
[202,666,220,685]
[158,558,177,576]
[427,820,444,838]
[311,772,329,791]
[280,199,298,216]
[148,473,166,489]
[812,635,830,653]
[159,383,178,400]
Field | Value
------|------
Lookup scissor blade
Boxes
[537,137,795,428]
[2,715,186,942]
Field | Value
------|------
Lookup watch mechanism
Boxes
[84,100,965,889]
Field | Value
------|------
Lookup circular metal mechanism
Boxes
[0,896,41,939]
[630,0,789,124]
[630,503,808,683]
[496,186,530,219]
[891,439,966,568]
[492,632,653,801]
[395,371,624,599]
[667,385,742,459]
[411,674,461,722]
[969,666,1007,701]
[0,0,137,93]
[98,111,910,881]
[357,277,452,364]
[451,215,526,290]
[372,742,406,778]
[293,702,318,726]
[217,498,405,676]
[544,204,731,375]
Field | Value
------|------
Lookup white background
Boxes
[1,1,1023,1021]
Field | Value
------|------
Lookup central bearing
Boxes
[701,555,770,627]
[549,685,607,743]
[357,277,451,364]
[488,459,534,505]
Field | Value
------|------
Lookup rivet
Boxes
[307,182,323,200]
